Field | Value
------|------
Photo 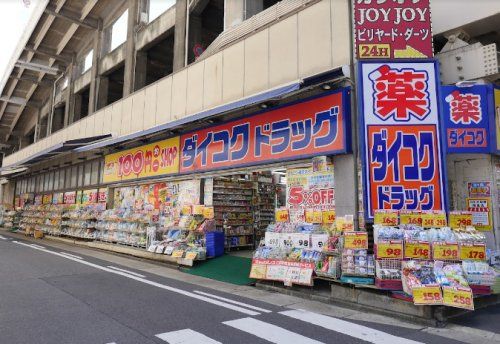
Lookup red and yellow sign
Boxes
[421,211,447,228]
[412,285,443,305]
[376,241,403,259]
[449,211,473,229]
[432,243,459,260]
[374,210,398,226]
[322,210,336,224]
[103,137,180,183]
[203,206,214,219]
[180,91,349,173]
[460,243,486,261]
[399,211,422,226]
[305,209,322,223]
[344,232,368,249]
[404,241,431,260]
[42,194,53,205]
[442,286,474,310]
[275,209,289,222]
[467,197,492,231]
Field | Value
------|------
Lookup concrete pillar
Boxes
[88,22,103,115]
[18,136,30,150]
[96,76,109,110]
[65,63,76,125]
[123,0,141,96]
[1,180,15,208]
[173,0,188,72]
[224,0,263,30]
[188,15,203,63]
[245,0,264,19]
[34,108,41,142]
[134,50,148,90]
[73,93,82,122]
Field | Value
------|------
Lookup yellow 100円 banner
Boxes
[103,137,180,183]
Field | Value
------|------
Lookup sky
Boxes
[0,0,39,84]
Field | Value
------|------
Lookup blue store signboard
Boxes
[441,84,496,154]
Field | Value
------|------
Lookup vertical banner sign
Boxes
[354,0,433,59]
[180,90,350,173]
[441,85,493,153]
[359,61,446,219]
[494,87,500,151]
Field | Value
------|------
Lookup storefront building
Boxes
[0,0,499,315]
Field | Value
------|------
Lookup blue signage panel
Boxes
[441,84,494,154]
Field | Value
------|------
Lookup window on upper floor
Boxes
[83,50,93,73]
[148,0,176,22]
[110,10,128,51]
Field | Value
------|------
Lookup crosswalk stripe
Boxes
[280,309,423,344]
[193,290,272,313]
[223,317,323,344]
[156,329,222,344]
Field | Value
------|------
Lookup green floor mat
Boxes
[181,254,256,285]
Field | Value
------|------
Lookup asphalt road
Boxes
[0,233,491,344]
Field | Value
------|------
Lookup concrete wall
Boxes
[3,0,351,167]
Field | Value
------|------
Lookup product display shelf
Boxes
[213,179,256,250]
[61,208,102,240]
[20,205,66,236]
[96,210,149,248]
[3,210,22,231]
[256,182,275,242]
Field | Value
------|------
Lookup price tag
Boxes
[192,204,204,215]
[449,212,472,229]
[181,205,192,215]
[172,250,184,258]
[264,232,281,248]
[249,260,267,279]
[459,243,486,261]
[305,209,322,223]
[281,233,294,248]
[343,232,368,249]
[311,233,329,251]
[202,206,214,219]
[322,210,336,224]
[336,216,354,232]
[442,286,474,310]
[376,241,403,259]
[421,211,447,228]
[291,233,311,249]
[374,210,398,226]
[412,285,443,305]
[399,211,422,226]
[185,252,198,260]
[404,241,431,259]
[432,242,459,260]
[275,209,289,222]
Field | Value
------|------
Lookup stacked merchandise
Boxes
[148,213,212,261]
[374,225,404,289]
[402,260,439,297]
[3,209,21,231]
[96,209,149,247]
[315,230,343,279]
[255,182,275,242]
[341,230,375,284]
[462,261,496,294]
[61,206,104,239]
[20,205,65,236]
[213,179,255,250]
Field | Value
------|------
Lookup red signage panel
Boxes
[179,90,350,173]
[354,0,433,59]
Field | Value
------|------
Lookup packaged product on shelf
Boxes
[433,261,469,288]
[375,259,403,290]
[462,261,496,287]
[402,260,438,296]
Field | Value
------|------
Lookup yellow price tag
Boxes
[459,244,486,261]
[432,243,459,260]
[192,204,204,215]
[343,232,368,249]
[336,216,354,232]
[404,241,431,259]
[203,206,214,219]
[185,252,198,260]
[442,286,474,310]
[449,212,473,229]
[172,250,184,258]
[376,241,403,259]
[412,285,443,305]
[374,210,398,226]
[181,205,192,215]
[421,211,447,227]
[322,210,336,224]
[399,211,422,226]
[275,209,289,222]
[305,209,322,223]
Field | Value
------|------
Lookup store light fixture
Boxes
[322,84,332,90]
[259,103,268,109]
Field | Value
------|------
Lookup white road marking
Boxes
[106,266,145,278]
[280,309,424,344]
[30,244,45,249]
[59,252,83,260]
[11,240,259,316]
[193,290,272,313]
[0,235,7,240]
[223,317,323,344]
[156,329,222,344]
